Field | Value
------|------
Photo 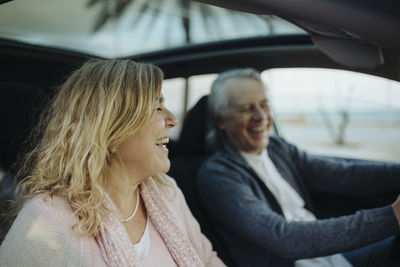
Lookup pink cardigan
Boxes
[0,175,225,267]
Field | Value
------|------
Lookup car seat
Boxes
[0,82,49,172]
[0,82,49,243]
[168,95,236,266]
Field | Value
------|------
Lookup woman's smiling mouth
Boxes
[155,137,169,151]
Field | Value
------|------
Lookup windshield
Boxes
[0,0,305,58]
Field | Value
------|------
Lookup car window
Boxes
[162,77,185,139]
[162,74,217,139]
[262,68,400,162]
[164,73,298,140]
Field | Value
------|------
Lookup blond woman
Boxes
[0,59,225,267]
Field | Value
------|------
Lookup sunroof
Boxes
[0,0,306,58]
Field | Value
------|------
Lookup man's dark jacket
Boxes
[197,136,400,267]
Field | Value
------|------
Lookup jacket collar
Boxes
[218,138,284,214]
[219,137,309,197]
[219,136,271,170]
[218,136,315,213]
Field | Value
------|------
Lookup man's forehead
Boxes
[224,78,268,106]
[230,96,269,107]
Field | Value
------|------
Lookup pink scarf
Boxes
[95,177,203,267]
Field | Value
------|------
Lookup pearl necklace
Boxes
[121,189,140,223]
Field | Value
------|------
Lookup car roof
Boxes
[202,0,400,53]
[0,0,399,88]
[0,0,304,58]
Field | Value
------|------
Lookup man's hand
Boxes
[392,195,400,227]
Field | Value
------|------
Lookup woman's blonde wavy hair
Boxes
[14,59,165,236]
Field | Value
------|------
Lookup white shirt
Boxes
[134,216,151,258]
[134,217,178,266]
[240,150,352,267]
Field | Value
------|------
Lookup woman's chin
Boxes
[157,160,171,175]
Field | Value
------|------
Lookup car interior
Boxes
[1,0,399,263]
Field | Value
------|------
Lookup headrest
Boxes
[0,82,49,171]
[177,95,210,157]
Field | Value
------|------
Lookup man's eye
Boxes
[239,106,250,112]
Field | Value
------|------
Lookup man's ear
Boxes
[216,117,225,130]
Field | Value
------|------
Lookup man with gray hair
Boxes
[197,68,400,267]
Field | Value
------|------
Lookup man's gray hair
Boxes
[208,68,263,126]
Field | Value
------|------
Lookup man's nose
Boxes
[252,106,268,121]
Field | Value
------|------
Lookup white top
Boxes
[240,150,352,267]
[134,217,151,258]
[134,217,178,266]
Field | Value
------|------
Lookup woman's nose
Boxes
[165,108,178,128]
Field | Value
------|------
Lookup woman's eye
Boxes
[157,107,163,111]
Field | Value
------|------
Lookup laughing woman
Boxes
[0,60,225,267]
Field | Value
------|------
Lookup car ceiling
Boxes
[197,0,400,73]
[1,0,400,90]
[198,0,400,52]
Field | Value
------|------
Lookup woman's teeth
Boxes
[155,137,169,146]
